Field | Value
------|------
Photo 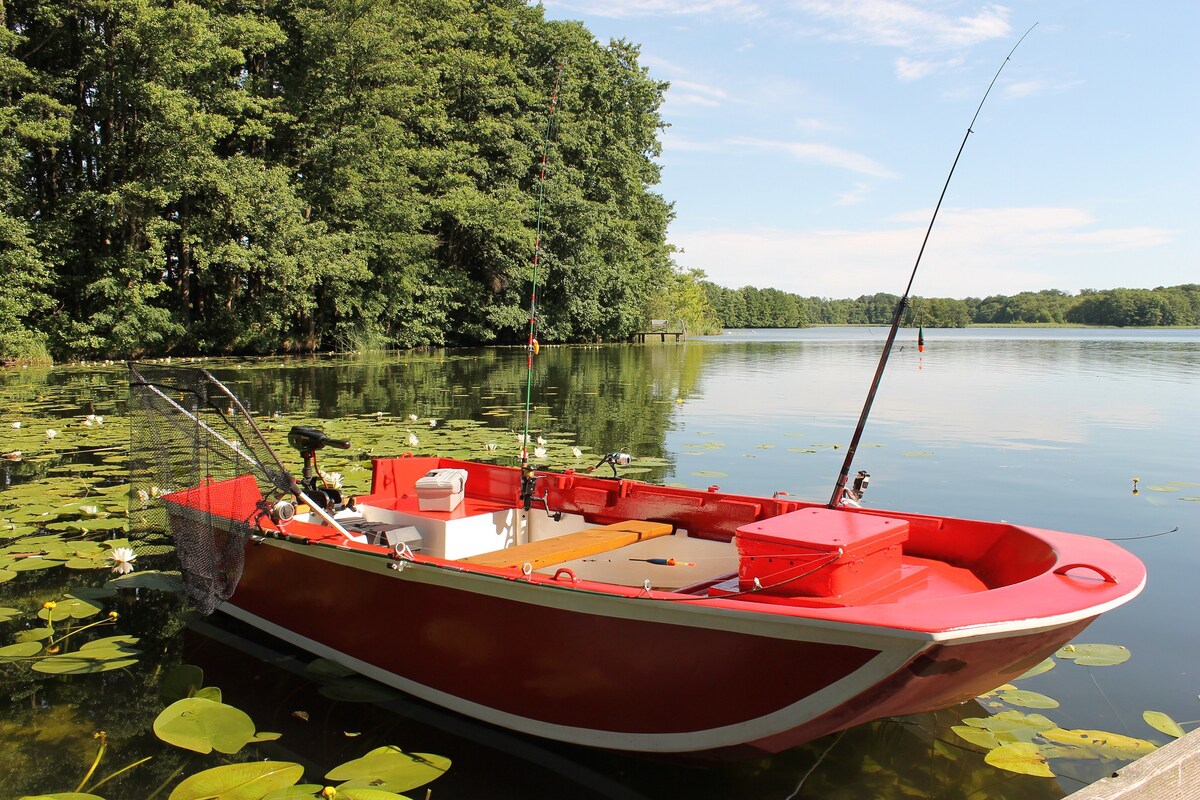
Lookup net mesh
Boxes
[128,363,295,615]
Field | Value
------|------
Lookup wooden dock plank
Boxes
[460,519,674,570]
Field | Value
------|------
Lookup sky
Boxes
[539,1,1199,300]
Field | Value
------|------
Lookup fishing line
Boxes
[828,24,1036,509]
[520,62,564,503]
[1101,526,1178,542]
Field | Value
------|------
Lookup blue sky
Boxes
[540,1,1198,300]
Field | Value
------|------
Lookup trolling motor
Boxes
[287,425,351,511]
[587,452,633,478]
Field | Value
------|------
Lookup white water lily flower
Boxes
[484,442,498,452]
[408,413,419,421]
[318,470,343,489]
[45,429,58,439]
[375,411,384,420]
[109,547,137,575]
[10,421,20,429]
[137,488,150,505]
[406,431,419,447]
[79,505,100,516]
[572,447,583,459]
[536,436,547,447]
[534,447,547,459]
[428,420,437,428]
[515,433,529,445]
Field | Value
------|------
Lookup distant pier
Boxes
[632,320,685,343]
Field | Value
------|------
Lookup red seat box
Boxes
[736,508,909,597]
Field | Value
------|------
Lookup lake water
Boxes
[1,327,1198,798]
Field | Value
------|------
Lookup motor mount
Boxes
[287,426,350,511]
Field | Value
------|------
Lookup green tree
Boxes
[0,0,69,362]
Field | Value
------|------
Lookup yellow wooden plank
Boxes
[461,519,674,569]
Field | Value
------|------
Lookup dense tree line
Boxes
[1,0,676,362]
[703,283,1200,329]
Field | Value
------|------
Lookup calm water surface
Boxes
[1,327,1197,799]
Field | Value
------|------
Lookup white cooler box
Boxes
[415,468,468,512]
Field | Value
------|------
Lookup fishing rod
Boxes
[828,25,1036,509]
[520,62,564,510]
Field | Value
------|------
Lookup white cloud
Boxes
[544,0,762,20]
[731,136,898,178]
[791,0,1012,51]
[895,54,964,81]
[664,79,728,108]
[835,181,872,206]
[1004,77,1084,99]
[660,132,726,152]
[671,207,1178,298]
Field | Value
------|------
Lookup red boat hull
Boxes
[225,534,1096,756]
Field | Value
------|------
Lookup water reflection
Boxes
[1,329,1197,798]
[186,617,1067,800]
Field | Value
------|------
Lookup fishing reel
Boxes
[840,470,871,508]
[588,452,633,478]
[287,425,351,511]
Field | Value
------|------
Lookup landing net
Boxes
[128,363,294,615]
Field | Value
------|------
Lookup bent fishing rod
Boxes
[828,25,1036,509]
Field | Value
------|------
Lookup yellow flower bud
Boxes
[321,788,337,799]
[42,601,57,610]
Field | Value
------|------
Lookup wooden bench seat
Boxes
[460,519,675,570]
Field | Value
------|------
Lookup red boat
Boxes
[145,404,1144,757]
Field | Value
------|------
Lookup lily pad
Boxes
[161,664,205,703]
[167,761,304,800]
[0,606,20,622]
[262,786,327,799]
[318,677,402,703]
[1015,658,1056,680]
[38,596,104,621]
[1039,728,1158,759]
[32,645,141,674]
[1056,643,1131,666]
[306,657,356,680]
[105,569,185,593]
[984,742,1054,777]
[1143,710,1185,739]
[14,626,54,642]
[153,697,258,754]
[0,641,43,661]
[9,557,64,572]
[325,746,451,793]
[951,725,1003,749]
[998,689,1060,709]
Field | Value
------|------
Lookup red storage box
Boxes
[736,507,908,597]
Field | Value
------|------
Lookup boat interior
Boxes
[278,456,1063,606]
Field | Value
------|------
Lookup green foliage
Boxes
[700,282,1200,329]
[2,0,673,358]
[646,267,722,335]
